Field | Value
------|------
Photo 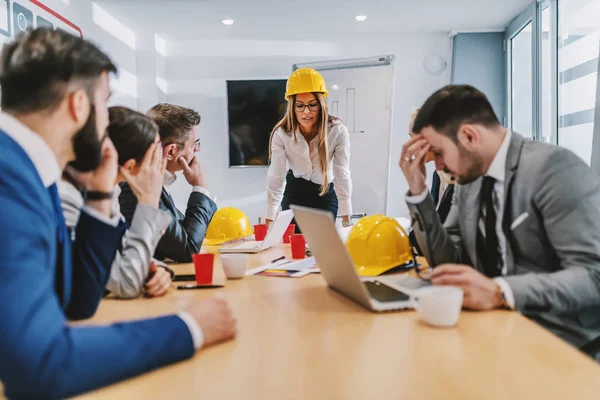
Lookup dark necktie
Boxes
[476,176,502,277]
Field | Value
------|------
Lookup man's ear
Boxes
[456,124,480,150]
[66,88,90,125]
[122,158,137,172]
[163,143,177,161]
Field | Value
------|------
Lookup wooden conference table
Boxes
[20,244,600,399]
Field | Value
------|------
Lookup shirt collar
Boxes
[112,184,121,216]
[163,170,177,189]
[485,129,512,182]
[0,111,61,188]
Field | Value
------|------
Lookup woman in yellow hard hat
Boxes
[266,68,353,230]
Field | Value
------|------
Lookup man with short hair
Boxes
[401,84,600,349]
[119,103,217,262]
[0,29,235,399]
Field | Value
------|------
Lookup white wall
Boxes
[0,3,452,222]
[452,32,506,124]
[162,34,451,223]
[1,0,141,110]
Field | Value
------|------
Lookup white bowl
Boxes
[220,254,249,279]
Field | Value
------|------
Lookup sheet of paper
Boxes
[246,257,317,276]
[257,269,312,278]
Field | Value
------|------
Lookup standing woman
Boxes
[266,68,353,229]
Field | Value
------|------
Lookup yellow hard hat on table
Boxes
[346,215,414,276]
[204,207,253,246]
[285,68,328,100]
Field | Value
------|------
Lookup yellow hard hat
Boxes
[204,207,253,246]
[346,215,414,276]
[285,68,328,100]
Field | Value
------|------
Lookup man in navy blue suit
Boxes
[0,28,235,399]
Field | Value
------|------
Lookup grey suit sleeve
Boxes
[155,192,217,263]
[105,204,172,299]
[504,152,600,314]
[406,190,464,266]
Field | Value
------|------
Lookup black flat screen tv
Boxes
[227,79,287,167]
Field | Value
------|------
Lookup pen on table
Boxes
[271,256,285,263]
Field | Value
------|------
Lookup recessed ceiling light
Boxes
[222,19,234,25]
[355,15,367,22]
[331,84,340,90]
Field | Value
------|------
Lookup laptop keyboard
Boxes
[228,241,260,250]
[394,276,430,290]
[364,281,410,303]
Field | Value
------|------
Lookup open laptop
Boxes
[218,209,295,254]
[292,205,427,312]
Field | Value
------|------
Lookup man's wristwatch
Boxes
[83,190,114,201]
[160,265,175,280]
[496,283,512,309]
[342,220,354,228]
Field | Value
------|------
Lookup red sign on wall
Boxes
[0,0,82,39]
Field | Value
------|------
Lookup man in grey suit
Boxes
[401,84,600,351]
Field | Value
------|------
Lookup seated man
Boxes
[0,28,235,399]
[59,106,174,299]
[119,104,217,262]
[401,84,600,349]
[406,108,455,255]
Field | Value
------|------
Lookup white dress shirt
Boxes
[438,180,449,208]
[406,130,515,308]
[266,120,353,220]
[163,170,213,199]
[0,111,204,349]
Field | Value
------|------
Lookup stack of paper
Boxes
[246,257,319,278]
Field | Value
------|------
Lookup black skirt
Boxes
[281,170,338,232]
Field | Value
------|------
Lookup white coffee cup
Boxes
[410,286,463,328]
[220,254,249,279]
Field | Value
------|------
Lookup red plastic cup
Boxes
[290,234,306,259]
[254,224,268,241]
[283,224,296,243]
[192,253,214,285]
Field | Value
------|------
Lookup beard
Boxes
[452,144,484,185]
[437,169,456,185]
[69,105,104,172]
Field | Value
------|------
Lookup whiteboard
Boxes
[294,58,396,216]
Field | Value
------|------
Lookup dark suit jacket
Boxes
[409,171,454,255]
[119,183,217,262]
[0,130,195,399]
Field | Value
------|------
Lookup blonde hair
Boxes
[409,108,420,135]
[269,92,336,196]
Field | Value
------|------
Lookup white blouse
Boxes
[266,120,353,220]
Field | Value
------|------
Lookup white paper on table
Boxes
[246,257,317,276]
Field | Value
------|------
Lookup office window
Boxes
[541,6,554,142]
[558,0,600,164]
[511,22,534,138]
